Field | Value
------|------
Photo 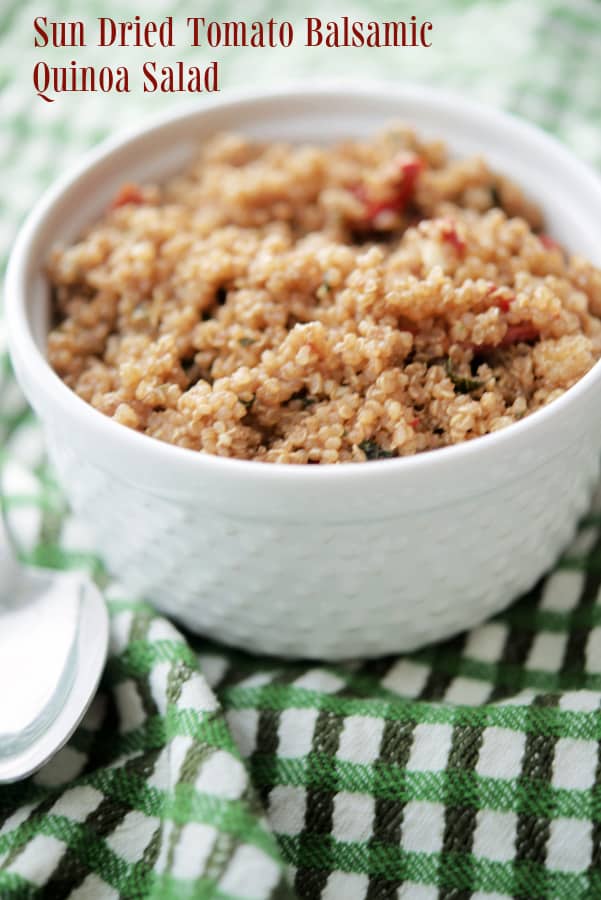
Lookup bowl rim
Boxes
[6,78,601,485]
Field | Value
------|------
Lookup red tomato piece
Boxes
[499,323,539,347]
[440,221,466,256]
[540,234,562,251]
[110,183,145,210]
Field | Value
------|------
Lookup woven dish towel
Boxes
[2,1,601,897]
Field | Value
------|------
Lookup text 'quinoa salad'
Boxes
[47,128,601,463]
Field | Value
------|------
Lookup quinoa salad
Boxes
[47,128,601,463]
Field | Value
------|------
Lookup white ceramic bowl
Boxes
[6,83,601,659]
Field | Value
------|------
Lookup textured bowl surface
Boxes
[6,83,601,658]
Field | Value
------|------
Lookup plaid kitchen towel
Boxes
[2,0,601,897]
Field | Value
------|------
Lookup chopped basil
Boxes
[444,358,483,394]
[238,337,256,347]
[358,439,398,460]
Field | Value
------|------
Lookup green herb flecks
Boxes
[444,358,483,394]
[358,440,398,460]
[238,337,256,347]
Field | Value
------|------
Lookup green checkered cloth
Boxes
[2,1,601,897]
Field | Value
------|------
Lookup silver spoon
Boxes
[0,505,108,782]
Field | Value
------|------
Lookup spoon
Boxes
[0,511,108,783]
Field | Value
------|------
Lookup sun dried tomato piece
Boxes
[398,155,425,181]
[499,323,539,346]
[394,155,425,211]
[110,183,145,210]
[352,155,424,224]
[440,220,466,256]
[540,234,562,251]
[470,322,539,353]
[485,285,515,313]
[350,183,390,219]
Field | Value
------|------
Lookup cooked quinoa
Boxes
[47,127,601,463]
